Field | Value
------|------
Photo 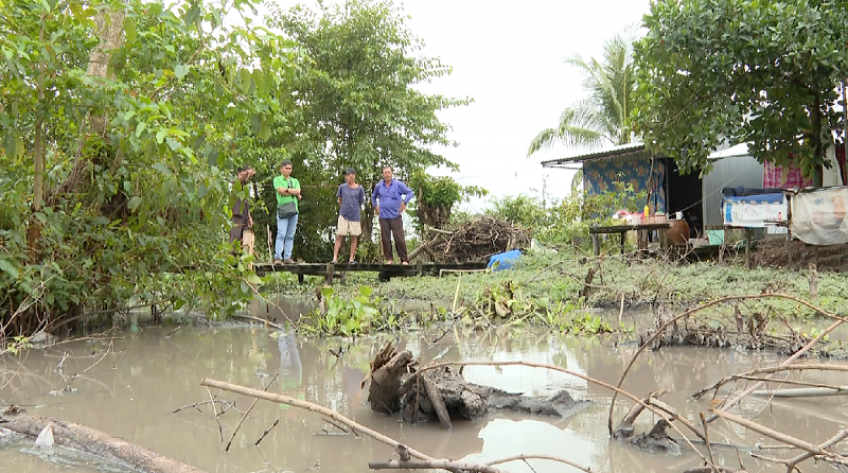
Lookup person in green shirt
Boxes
[273,160,301,264]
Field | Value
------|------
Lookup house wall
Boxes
[702,155,764,227]
[583,153,667,213]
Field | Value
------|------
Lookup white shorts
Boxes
[337,216,362,236]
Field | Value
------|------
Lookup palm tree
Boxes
[529,31,637,191]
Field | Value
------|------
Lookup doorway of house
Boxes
[664,158,704,238]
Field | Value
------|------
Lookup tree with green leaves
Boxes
[406,170,487,231]
[265,0,469,247]
[527,31,636,191]
[0,0,295,335]
[633,0,848,180]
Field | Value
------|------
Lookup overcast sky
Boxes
[272,0,653,210]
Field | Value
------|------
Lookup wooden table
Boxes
[589,223,671,256]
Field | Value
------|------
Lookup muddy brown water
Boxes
[2,322,848,473]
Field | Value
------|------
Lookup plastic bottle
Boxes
[644,205,650,216]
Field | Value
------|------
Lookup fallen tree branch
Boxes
[734,375,848,392]
[486,454,592,472]
[705,318,844,423]
[232,314,286,331]
[683,469,746,473]
[786,427,848,472]
[614,389,666,438]
[225,372,278,453]
[253,419,279,447]
[608,293,846,433]
[370,456,593,473]
[422,375,452,430]
[201,378,436,462]
[750,385,848,398]
[206,387,224,443]
[63,339,113,390]
[699,413,715,468]
[711,409,838,458]
[171,399,239,415]
[647,398,707,443]
[368,459,498,473]
[321,417,350,434]
[692,363,848,399]
[424,226,454,236]
[0,405,206,473]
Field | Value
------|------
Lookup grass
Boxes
[260,247,848,322]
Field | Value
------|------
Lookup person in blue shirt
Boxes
[331,168,366,264]
[371,166,415,265]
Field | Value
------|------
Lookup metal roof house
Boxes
[541,143,764,236]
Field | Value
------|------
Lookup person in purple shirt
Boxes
[371,166,415,265]
[332,168,366,264]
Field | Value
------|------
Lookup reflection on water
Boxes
[1,324,848,473]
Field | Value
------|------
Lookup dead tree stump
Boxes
[400,366,491,425]
[367,344,415,415]
[367,346,592,430]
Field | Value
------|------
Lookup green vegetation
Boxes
[407,170,488,232]
[1,0,290,334]
[527,29,637,191]
[488,182,647,246]
[298,285,395,336]
[291,275,615,338]
[3,0,846,345]
[0,0,465,336]
[250,0,468,262]
[528,29,636,154]
[633,0,848,178]
[289,248,848,329]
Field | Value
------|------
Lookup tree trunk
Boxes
[26,19,49,262]
[27,119,44,262]
[0,406,206,473]
[52,9,125,199]
[86,10,125,137]
[811,91,824,187]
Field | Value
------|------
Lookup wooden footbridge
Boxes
[253,261,489,284]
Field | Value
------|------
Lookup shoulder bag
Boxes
[277,179,298,218]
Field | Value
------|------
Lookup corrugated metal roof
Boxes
[708,143,750,160]
[540,143,647,168]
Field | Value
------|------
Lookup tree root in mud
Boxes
[367,347,592,429]
[367,343,415,415]
[630,419,682,456]
[639,304,819,356]
[0,405,206,473]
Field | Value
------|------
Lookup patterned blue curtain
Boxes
[583,156,666,213]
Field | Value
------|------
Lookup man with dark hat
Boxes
[331,168,366,264]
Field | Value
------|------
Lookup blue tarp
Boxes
[487,249,522,272]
